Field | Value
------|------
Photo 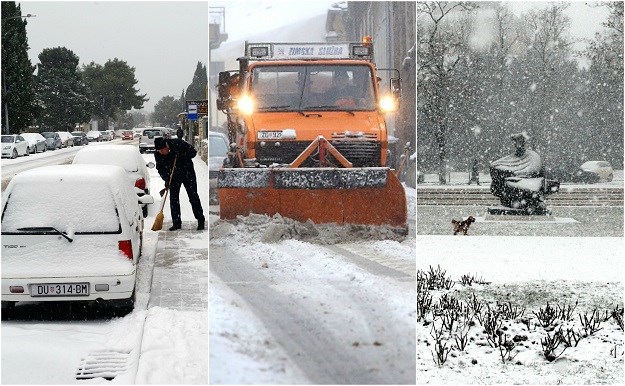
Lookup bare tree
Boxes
[417,1,476,183]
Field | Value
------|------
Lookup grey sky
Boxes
[210,0,334,42]
[212,1,609,49]
[20,1,208,112]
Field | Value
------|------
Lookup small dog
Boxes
[451,216,475,235]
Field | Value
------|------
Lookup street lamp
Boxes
[469,126,482,185]
[2,13,36,134]
[1,14,36,21]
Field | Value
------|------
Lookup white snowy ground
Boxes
[416,171,624,383]
[209,185,416,384]
[1,149,208,384]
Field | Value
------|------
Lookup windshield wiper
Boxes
[303,106,355,116]
[258,105,293,111]
[16,227,73,243]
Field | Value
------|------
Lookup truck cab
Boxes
[217,40,401,168]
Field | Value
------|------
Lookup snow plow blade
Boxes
[218,167,407,233]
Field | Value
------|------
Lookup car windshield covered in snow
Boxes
[249,64,376,112]
[1,135,14,143]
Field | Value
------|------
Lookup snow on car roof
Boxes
[2,165,139,232]
[20,133,44,139]
[72,145,142,172]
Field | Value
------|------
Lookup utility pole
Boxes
[209,7,228,131]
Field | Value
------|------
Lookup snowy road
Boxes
[209,187,416,384]
[1,149,209,384]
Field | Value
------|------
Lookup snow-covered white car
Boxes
[575,161,614,183]
[1,135,30,158]
[1,165,154,314]
[86,130,103,142]
[72,145,154,217]
[20,132,47,153]
[56,131,75,148]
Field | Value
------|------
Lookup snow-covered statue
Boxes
[489,132,560,215]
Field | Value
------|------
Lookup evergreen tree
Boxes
[35,47,91,131]
[1,1,36,134]
[185,62,207,100]
[152,95,183,126]
[82,58,148,130]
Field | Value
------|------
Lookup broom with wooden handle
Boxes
[151,156,178,231]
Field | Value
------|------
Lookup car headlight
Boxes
[3,146,11,150]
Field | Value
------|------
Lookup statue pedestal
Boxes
[487,206,552,216]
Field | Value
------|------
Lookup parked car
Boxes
[71,131,89,146]
[100,130,113,141]
[73,145,154,217]
[1,164,154,314]
[20,133,47,154]
[139,128,163,153]
[122,130,134,140]
[1,135,30,158]
[417,170,424,184]
[41,131,62,150]
[57,131,75,148]
[133,128,143,138]
[86,130,103,142]
[573,161,614,183]
[209,131,229,204]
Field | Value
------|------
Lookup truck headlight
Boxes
[237,95,255,115]
[379,95,398,112]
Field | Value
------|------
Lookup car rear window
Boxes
[143,130,162,138]
[2,182,120,233]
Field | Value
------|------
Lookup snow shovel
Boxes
[151,156,177,231]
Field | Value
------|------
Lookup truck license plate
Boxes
[257,131,282,140]
[31,283,90,297]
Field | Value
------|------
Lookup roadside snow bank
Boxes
[210,213,406,244]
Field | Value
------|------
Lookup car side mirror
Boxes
[138,194,154,205]
[146,162,155,168]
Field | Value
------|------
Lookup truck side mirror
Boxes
[390,78,401,100]
[217,71,233,111]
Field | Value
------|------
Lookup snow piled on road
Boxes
[209,203,416,383]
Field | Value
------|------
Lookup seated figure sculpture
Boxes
[489,132,559,214]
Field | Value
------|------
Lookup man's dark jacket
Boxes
[154,138,197,183]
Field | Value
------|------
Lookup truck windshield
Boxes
[250,65,376,112]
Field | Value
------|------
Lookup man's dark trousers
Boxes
[169,172,204,227]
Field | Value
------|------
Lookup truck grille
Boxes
[255,140,381,167]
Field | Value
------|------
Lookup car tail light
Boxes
[135,178,146,191]
[10,286,24,293]
[118,240,133,259]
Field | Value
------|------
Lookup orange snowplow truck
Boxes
[216,39,407,233]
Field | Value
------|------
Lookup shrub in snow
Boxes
[578,309,604,336]
[611,305,624,331]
